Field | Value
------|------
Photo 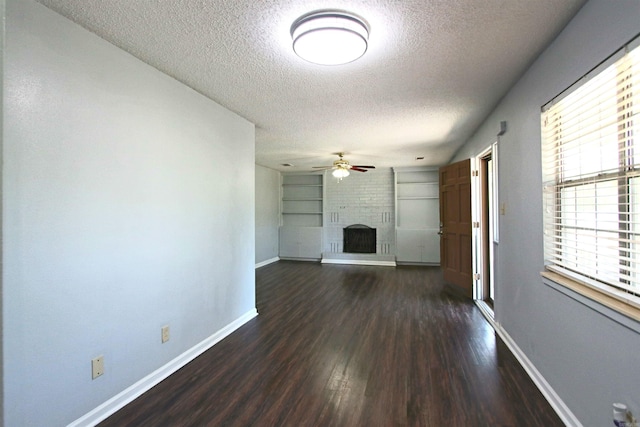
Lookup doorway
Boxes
[439,154,497,307]
[474,144,498,317]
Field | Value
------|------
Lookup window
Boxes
[541,36,640,311]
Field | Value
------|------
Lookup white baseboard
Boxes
[477,305,582,427]
[68,309,258,427]
[321,258,396,267]
[255,257,280,269]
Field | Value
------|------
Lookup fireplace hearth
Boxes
[343,224,376,254]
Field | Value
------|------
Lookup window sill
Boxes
[541,270,640,332]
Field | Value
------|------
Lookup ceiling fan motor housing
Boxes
[333,158,351,169]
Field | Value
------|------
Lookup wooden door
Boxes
[439,159,473,297]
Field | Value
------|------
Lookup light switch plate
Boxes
[92,356,104,379]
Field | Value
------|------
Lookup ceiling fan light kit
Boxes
[332,168,350,179]
[313,153,375,180]
[291,11,369,66]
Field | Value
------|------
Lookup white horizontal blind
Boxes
[542,38,640,304]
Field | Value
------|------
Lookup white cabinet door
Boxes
[279,227,300,258]
[396,228,440,263]
[420,228,440,263]
[279,226,322,259]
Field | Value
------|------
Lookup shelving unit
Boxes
[394,167,440,264]
[279,173,323,260]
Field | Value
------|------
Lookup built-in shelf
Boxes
[398,181,437,184]
[279,173,324,259]
[397,196,439,200]
[393,167,440,265]
[282,212,323,215]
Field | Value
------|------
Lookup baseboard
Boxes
[483,311,582,427]
[475,300,494,324]
[68,309,258,427]
[396,262,440,267]
[255,257,280,269]
[321,258,396,267]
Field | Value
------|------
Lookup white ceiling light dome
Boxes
[291,11,369,66]
[332,167,350,178]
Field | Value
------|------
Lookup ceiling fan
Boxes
[313,153,375,178]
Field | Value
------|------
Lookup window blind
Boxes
[541,37,640,305]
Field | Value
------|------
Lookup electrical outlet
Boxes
[92,356,104,379]
[161,325,170,343]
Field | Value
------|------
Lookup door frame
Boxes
[472,143,498,314]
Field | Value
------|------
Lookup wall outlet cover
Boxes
[91,356,104,379]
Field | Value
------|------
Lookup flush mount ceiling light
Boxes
[291,11,369,66]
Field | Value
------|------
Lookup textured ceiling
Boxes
[35,0,586,171]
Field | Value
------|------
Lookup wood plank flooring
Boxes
[99,261,564,426]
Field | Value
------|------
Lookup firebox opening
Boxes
[343,224,376,254]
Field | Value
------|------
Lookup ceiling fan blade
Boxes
[351,167,370,172]
[312,166,332,169]
[351,165,375,169]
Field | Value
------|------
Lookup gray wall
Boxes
[453,0,640,425]
[255,165,280,264]
[4,1,255,425]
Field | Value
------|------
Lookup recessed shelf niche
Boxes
[279,173,323,259]
[394,167,440,264]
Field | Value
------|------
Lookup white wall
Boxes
[3,1,255,425]
[453,0,640,424]
[323,168,395,257]
[0,0,5,424]
[255,165,280,264]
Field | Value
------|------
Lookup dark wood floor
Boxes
[99,261,563,426]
